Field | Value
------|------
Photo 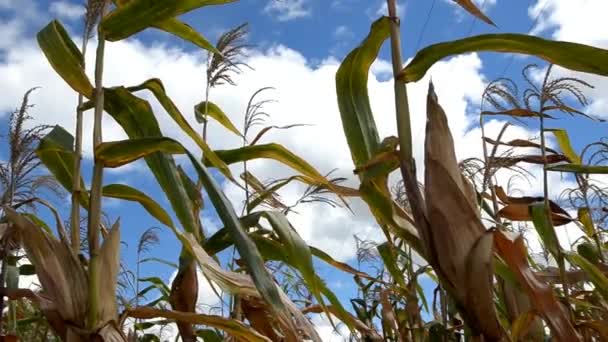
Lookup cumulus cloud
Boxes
[49,1,85,21]
[264,0,311,22]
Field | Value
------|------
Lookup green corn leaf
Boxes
[529,202,561,262]
[399,34,608,83]
[102,184,175,229]
[210,143,356,196]
[37,20,93,97]
[578,207,595,238]
[96,138,185,168]
[128,79,233,180]
[104,87,199,235]
[140,277,172,295]
[335,17,389,169]
[101,0,237,42]
[566,253,608,300]
[110,0,219,53]
[139,257,179,269]
[95,135,288,317]
[36,126,89,207]
[547,164,608,174]
[545,129,581,164]
[377,242,407,288]
[195,101,242,137]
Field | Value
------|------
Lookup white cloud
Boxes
[49,1,84,21]
[332,25,353,39]
[264,0,311,22]
[528,0,608,116]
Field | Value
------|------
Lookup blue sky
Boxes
[1,0,608,339]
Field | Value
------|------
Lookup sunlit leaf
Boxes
[399,34,608,83]
[101,0,237,42]
[37,20,93,97]
[127,307,271,342]
[453,0,495,26]
[194,101,242,136]
[128,78,233,180]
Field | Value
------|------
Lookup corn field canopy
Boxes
[2,0,608,341]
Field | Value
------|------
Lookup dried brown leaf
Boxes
[494,230,580,341]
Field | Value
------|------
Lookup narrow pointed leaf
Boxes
[128,79,233,180]
[127,307,271,342]
[104,87,198,235]
[96,138,184,168]
[453,0,495,26]
[399,34,608,83]
[336,17,389,169]
[566,253,608,300]
[529,202,562,262]
[578,207,595,237]
[548,164,608,174]
[101,0,237,42]
[546,129,581,164]
[211,143,357,196]
[194,101,242,137]
[102,184,174,229]
[37,20,93,97]
[36,126,89,207]
[96,220,121,327]
[111,0,219,53]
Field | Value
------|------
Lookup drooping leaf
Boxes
[36,126,89,207]
[96,138,184,168]
[377,242,407,288]
[96,135,290,325]
[37,20,93,97]
[127,307,271,342]
[101,0,237,42]
[210,143,357,196]
[102,184,174,229]
[481,108,554,118]
[496,190,573,226]
[494,230,580,341]
[104,87,198,235]
[529,202,562,262]
[335,17,389,169]
[111,0,220,53]
[180,232,319,341]
[399,34,608,83]
[452,0,495,26]
[546,128,582,164]
[194,101,242,136]
[566,253,608,301]
[483,137,559,155]
[578,207,595,237]
[127,79,233,180]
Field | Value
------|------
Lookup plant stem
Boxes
[86,9,107,329]
[70,34,89,255]
[538,65,571,310]
[386,0,433,263]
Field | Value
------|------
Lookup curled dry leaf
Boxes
[493,230,580,341]
[494,186,573,226]
[180,232,321,342]
[4,207,88,338]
